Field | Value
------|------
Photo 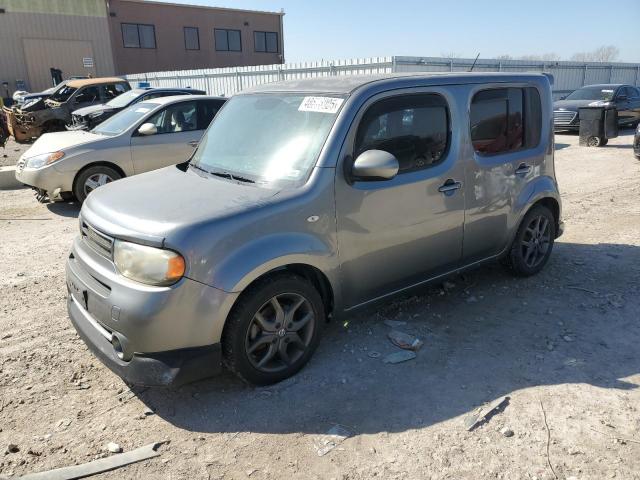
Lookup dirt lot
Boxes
[0,138,30,168]
[1,130,639,480]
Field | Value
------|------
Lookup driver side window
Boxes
[146,101,197,134]
[354,94,449,174]
[75,86,99,104]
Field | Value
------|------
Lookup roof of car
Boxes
[66,77,128,88]
[129,87,205,95]
[137,94,226,106]
[580,84,625,89]
[243,72,551,95]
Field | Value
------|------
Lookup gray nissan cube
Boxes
[66,73,563,387]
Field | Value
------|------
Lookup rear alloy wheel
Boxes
[73,165,122,203]
[222,273,324,385]
[505,205,556,277]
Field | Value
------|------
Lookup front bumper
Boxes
[14,164,72,200]
[68,294,222,386]
[65,234,238,386]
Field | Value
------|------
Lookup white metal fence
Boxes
[125,55,640,100]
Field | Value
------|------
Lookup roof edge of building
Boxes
[116,0,284,17]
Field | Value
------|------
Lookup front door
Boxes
[335,91,465,308]
[130,100,202,174]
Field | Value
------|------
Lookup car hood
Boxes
[73,104,113,117]
[81,165,282,247]
[553,99,604,111]
[23,130,104,158]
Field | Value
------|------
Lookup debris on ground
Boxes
[6,443,19,454]
[464,396,510,431]
[106,442,122,454]
[313,425,353,457]
[19,442,166,480]
[500,427,514,437]
[367,351,381,358]
[383,319,407,328]
[387,330,423,351]
[383,350,417,364]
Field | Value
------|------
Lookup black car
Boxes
[553,84,640,131]
[634,124,640,159]
[68,87,207,130]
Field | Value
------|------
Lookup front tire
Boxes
[504,205,556,277]
[222,273,324,385]
[73,165,121,204]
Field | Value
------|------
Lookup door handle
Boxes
[438,179,462,195]
[514,163,532,176]
[188,140,199,147]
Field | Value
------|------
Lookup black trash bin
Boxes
[579,106,618,147]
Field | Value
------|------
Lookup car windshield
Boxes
[190,93,345,187]
[92,102,158,136]
[49,86,77,102]
[566,86,616,101]
[106,90,142,108]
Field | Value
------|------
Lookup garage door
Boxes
[22,38,97,92]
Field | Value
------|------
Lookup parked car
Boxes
[3,77,130,142]
[15,95,225,203]
[69,87,207,131]
[634,123,640,159]
[553,84,640,131]
[65,72,563,388]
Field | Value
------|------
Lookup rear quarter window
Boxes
[470,86,541,156]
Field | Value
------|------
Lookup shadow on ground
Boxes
[46,201,80,218]
[136,241,640,436]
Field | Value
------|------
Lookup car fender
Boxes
[513,174,562,232]
[210,232,340,297]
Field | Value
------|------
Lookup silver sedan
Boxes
[15,95,226,203]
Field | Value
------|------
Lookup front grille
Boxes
[81,220,114,259]
[553,110,577,126]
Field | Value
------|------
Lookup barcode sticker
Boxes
[298,96,344,114]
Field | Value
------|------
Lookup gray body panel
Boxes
[66,73,562,379]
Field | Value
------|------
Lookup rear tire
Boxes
[504,205,556,277]
[73,165,121,204]
[222,273,324,386]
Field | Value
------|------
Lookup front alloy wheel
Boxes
[245,293,315,373]
[222,273,324,385]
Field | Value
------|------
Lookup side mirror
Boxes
[138,123,157,136]
[559,95,567,100]
[350,149,399,182]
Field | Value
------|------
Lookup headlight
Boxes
[113,240,185,286]
[25,151,65,169]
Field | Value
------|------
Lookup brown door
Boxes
[23,38,97,91]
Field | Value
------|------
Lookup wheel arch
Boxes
[72,161,126,194]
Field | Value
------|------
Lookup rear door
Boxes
[462,85,544,262]
[616,86,640,125]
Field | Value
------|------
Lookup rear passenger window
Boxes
[470,87,541,155]
[355,94,449,173]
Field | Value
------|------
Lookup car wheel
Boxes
[73,165,122,204]
[586,136,603,147]
[222,273,324,385]
[504,205,556,277]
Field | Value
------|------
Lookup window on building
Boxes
[355,94,450,174]
[254,31,278,53]
[470,87,541,155]
[214,29,241,52]
[121,23,156,49]
[184,27,200,50]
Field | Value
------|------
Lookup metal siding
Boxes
[0,0,106,16]
[126,56,640,100]
[0,10,115,93]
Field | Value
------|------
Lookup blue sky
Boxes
[158,0,640,63]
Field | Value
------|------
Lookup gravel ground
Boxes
[0,137,30,167]
[1,130,639,479]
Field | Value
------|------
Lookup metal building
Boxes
[0,0,285,95]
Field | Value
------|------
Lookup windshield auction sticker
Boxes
[298,96,344,114]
